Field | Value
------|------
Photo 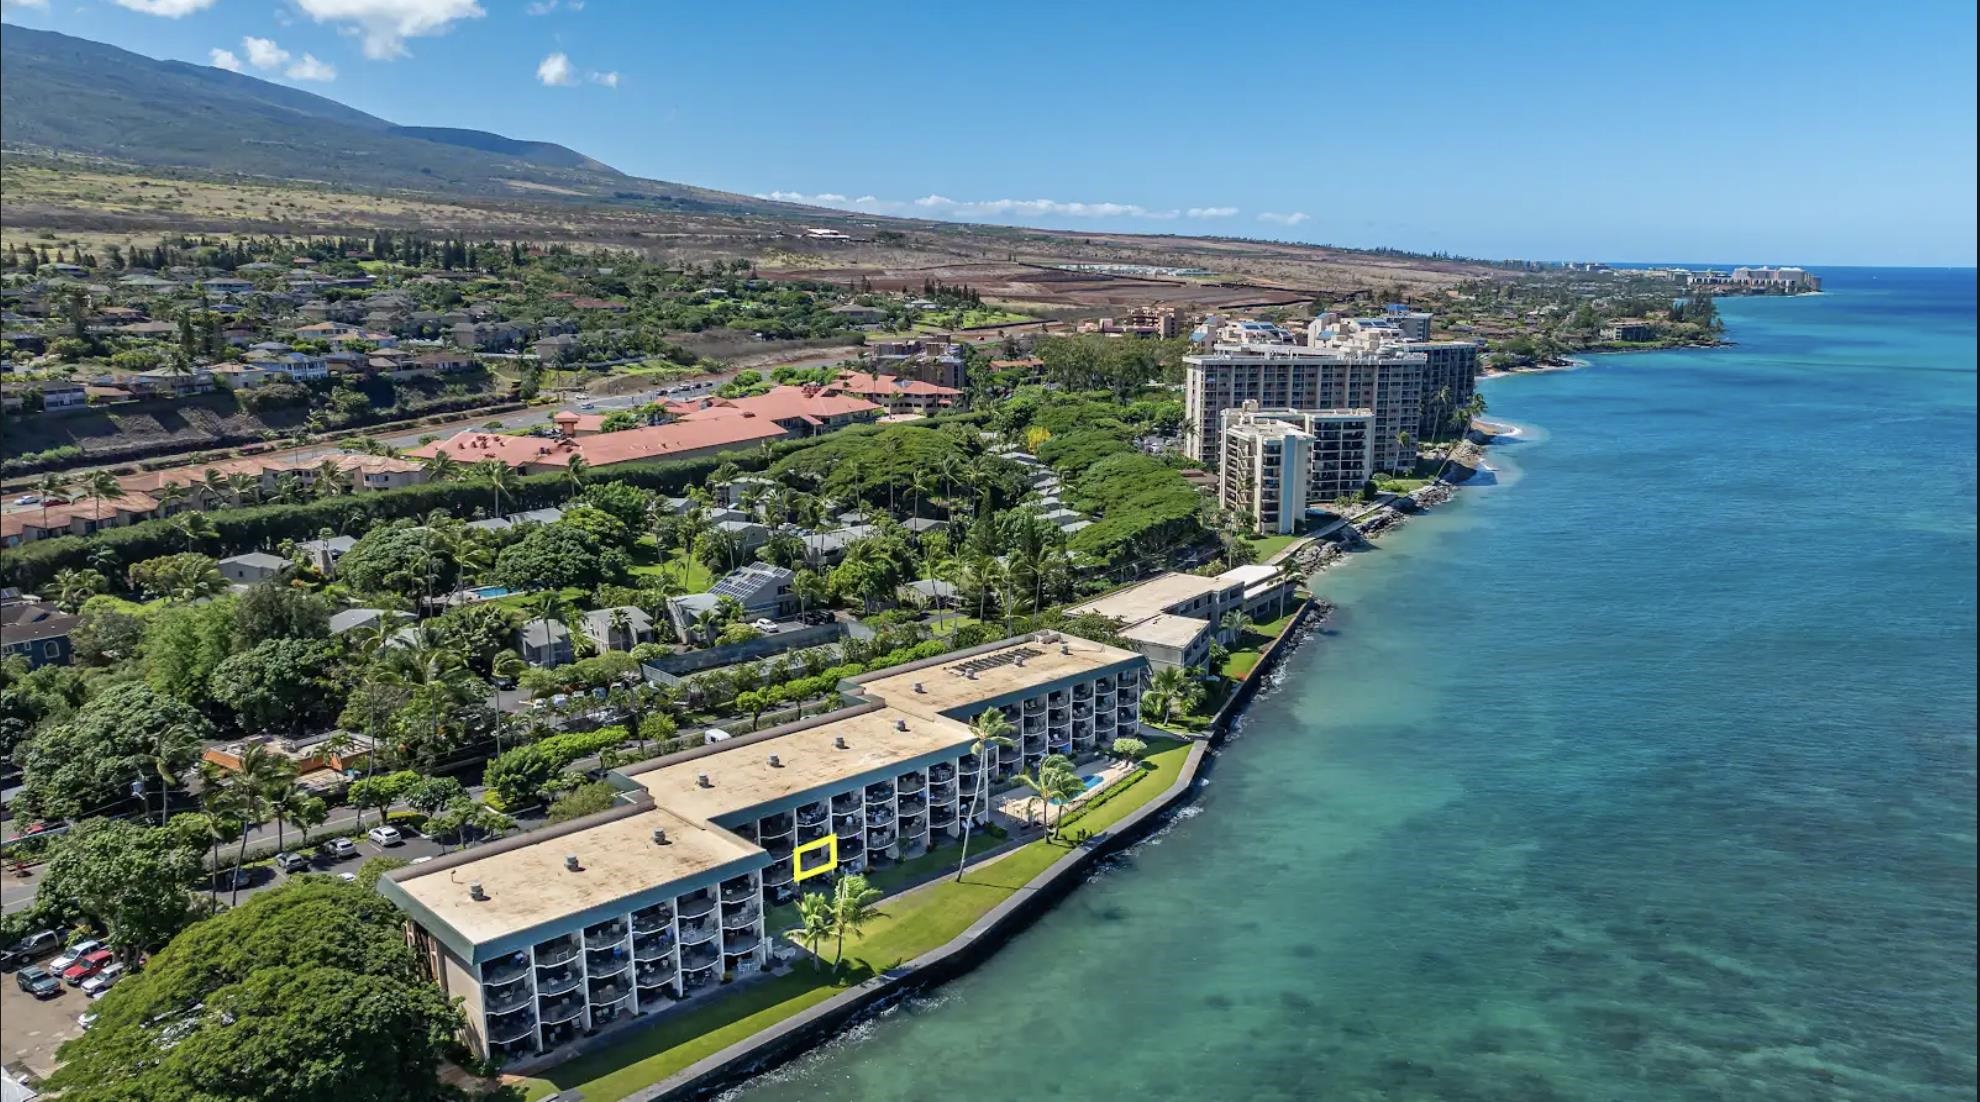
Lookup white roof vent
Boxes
[652,828,670,845]
[563,855,582,872]
[833,736,848,750]
[469,881,487,901]
[965,669,977,680]
[696,772,712,788]
[894,719,908,732]
[912,681,925,693]
[767,754,783,768]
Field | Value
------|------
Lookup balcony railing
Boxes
[482,956,531,987]
[682,943,720,972]
[682,964,719,990]
[538,998,586,1027]
[796,805,829,827]
[759,814,794,836]
[763,833,794,855]
[1096,711,1116,728]
[678,892,717,919]
[678,917,719,944]
[1072,685,1092,701]
[632,907,673,933]
[928,781,956,803]
[866,806,895,826]
[839,836,865,857]
[832,792,861,813]
[535,969,582,998]
[723,898,760,925]
[584,923,627,948]
[834,814,863,836]
[798,822,830,843]
[588,980,633,1006]
[868,829,897,849]
[587,949,630,978]
[725,929,762,955]
[898,772,927,794]
[864,782,894,803]
[635,963,675,989]
[486,985,536,1015]
[765,859,794,885]
[1022,698,1045,714]
[929,764,955,783]
[721,879,756,904]
[633,932,675,960]
[487,1013,539,1046]
[535,938,581,967]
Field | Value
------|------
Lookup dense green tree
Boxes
[232,582,332,647]
[209,638,338,734]
[482,744,557,809]
[493,521,624,590]
[142,598,236,706]
[47,879,460,1102]
[546,780,619,823]
[578,479,652,530]
[37,818,204,958]
[13,682,210,819]
[126,552,226,601]
[337,522,459,599]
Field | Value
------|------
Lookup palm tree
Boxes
[690,607,722,647]
[169,511,216,553]
[1010,756,1078,835]
[421,449,461,484]
[223,744,296,904]
[827,873,885,974]
[291,793,329,848]
[225,471,260,506]
[788,890,836,971]
[267,786,316,855]
[1041,760,1088,840]
[51,568,103,612]
[1219,609,1251,645]
[156,481,189,517]
[201,467,230,506]
[82,470,121,528]
[954,708,1015,881]
[1149,666,1191,725]
[474,458,520,518]
[564,454,591,494]
[147,723,199,826]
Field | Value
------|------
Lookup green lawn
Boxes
[515,737,1191,1101]
[915,309,1035,331]
[629,545,714,593]
[1242,533,1302,560]
[1217,606,1304,681]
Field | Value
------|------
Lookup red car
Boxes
[63,949,113,986]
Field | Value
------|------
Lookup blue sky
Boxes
[4,0,1975,265]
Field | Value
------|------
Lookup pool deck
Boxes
[993,760,1137,827]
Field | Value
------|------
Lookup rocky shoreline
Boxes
[1285,431,1497,579]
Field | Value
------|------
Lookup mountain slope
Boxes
[0,25,782,214]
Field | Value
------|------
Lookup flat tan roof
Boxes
[627,706,973,822]
[1119,613,1210,649]
[860,633,1144,719]
[394,805,757,947]
[1067,572,1232,624]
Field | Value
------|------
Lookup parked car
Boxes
[78,1009,100,1030]
[211,867,250,891]
[0,929,60,970]
[63,949,114,986]
[81,961,125,997]
[367,826,403,847]
[49,939,102,974]
[751,618,780,634]
[319,838,358,861]
[15,965,60,998]
[275,851,310,874]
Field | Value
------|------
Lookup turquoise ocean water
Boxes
[728,268,1977,1102]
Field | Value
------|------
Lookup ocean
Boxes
[725,268,1978,1102]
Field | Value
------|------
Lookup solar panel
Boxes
[947,646,1044,676]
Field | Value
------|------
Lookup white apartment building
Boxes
[1310,315,1480,439]
[1221,404,1375,510]
[1219,416,1312,535]
[378,634,1147,1064]
[1184,329,1424,473]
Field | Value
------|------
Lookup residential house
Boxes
[518,619,574,667]
[218,552,288,585]
[1,598,79,668]
[579,606,656,652]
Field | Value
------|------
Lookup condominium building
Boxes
[1220,404,1375,509]
[1184,330,1424,473]
[1067,569,1294,671]
[1219,416,1312,535]
[1311,315,1480,439]
[377,633,1147,1064]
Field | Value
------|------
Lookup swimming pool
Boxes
[1048,774,1108,805]
[467,585,513,599]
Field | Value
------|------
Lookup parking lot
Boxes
[0,829,443,1076]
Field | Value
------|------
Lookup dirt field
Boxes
[760,261,1314,312]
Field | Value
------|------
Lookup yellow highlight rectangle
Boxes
[792,834,837,882]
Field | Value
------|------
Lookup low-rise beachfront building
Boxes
[377,633,1147,1064]
[1069,571,1258,671]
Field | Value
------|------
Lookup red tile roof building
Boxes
[408,417,788,474]
[667,383,882,434]
[828,371,962,415]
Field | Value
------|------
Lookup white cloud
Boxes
[526,0,580,11]
[1258,211,1310,226]
[293,0,484,60]
[536,51,576,86]
[1,0,51,11]
[242,36,292,70]
[757,191,1242,224]
[589,70,619,88]
[108,0,216,15]
[208,47,243,71]
[286,53,338,81]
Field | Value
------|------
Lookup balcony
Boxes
[486,1008,538,1046]
[928,781,956,803]
[1047,690,1067,707]
[864,782,894,803]
[798,821,829,843]
[1072,684,1092,701]
[831,792,862,814]
[633,931,675,960]
[534,936,581,968]
[635,962,676,989]
[485,984,536,1015]
[765,859,794,886]
[1048,708,1069,727]
[679,917,719,945]
[722,902,760,929]
[1022,715,1045,734]
[584,921,627,948]
[867,828,897,850]
[957,754,981,774]
[839,836,865,858]
[682,964,719,991]
[721,877,757,904]
[929,763,956,784]
[588,978,633,1007]
[677,891,716,919]
[1072,720,1092,740]
[898,771,926,794]
[763,833,794,855]
[681,942,720,972]
[899,812,927,836]
[796,804,829,827]
[1022,733,1046,751]
[834,813,863,837]
[539,1018,581,1051]
[725,929,761,955]
[1095,676,1114,693]
[929,805,956,828]
[1022,697,1045,715]
[538,996,586,1026]
[481,954,531,988]
[632,905,674,933]
[1096,711,1117,729]
[866,806,895,827]
[1096,691,1115,709]
[759,813,794,837]
[535,967,582,998]
[589,999,633,1030]
[587,946,630,978]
